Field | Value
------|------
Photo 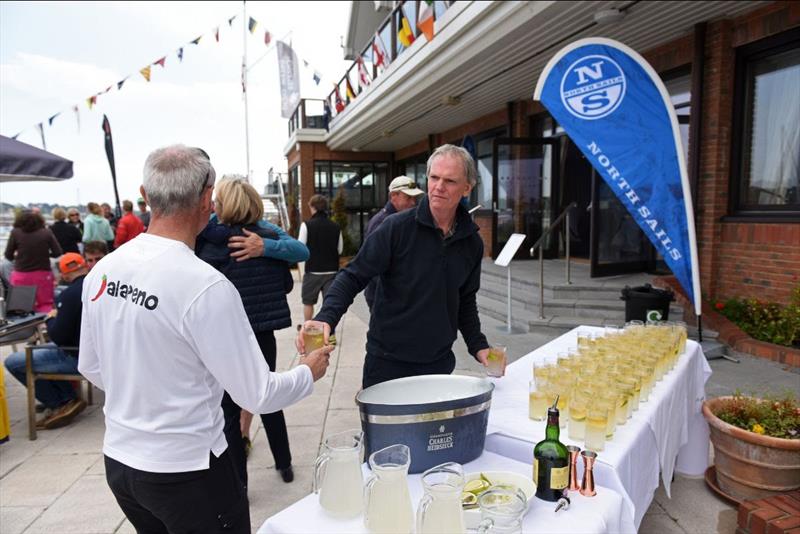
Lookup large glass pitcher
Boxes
[313,428,364,518]
[416,462,465,534]
[476,487,527,534]
[364,444,413,534]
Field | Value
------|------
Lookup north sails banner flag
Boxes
[534,37,701,314]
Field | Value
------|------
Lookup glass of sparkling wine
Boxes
[486,346,506,377]
[313,429,364,518]
[585,405,608,452]
[364,444,414,534]
[568,395,587,441]
[304,324,325,353]
[417,462,466,534]
[529,381,548,421]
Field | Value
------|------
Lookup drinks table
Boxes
[258,451,629,533]
[484,326,712,530]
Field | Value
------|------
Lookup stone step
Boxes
[481,269,638,301]
[479,278,684,321]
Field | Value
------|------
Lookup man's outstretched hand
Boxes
[228,228,264,262]
[300,344,334,381]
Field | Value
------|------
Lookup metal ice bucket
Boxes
[356,375,494,474]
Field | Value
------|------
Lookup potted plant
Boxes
[702,393,800,502]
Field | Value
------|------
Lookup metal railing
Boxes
[288,98,329,137]
[529,201,577,319]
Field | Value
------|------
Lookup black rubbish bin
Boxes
[620,284,674,323]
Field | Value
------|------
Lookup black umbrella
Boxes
[0,135,74,182]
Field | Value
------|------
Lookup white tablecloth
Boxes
[484,326,712,529]
[259,451,629,534]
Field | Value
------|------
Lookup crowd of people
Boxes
[1,142,504,532]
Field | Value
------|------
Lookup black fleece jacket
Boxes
[315,195,489,364]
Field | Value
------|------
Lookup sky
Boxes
[0,1,352,207]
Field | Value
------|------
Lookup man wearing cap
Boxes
[4,252,89,429]
[299,144,504,388]
[362,176,423,310]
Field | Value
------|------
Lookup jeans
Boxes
[4,344,78,408]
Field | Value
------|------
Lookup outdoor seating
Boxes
[25,344,92,440]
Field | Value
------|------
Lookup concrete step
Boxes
[479,278,684,321]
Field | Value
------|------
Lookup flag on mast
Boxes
[417,0,435,41]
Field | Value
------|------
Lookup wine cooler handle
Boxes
[416,494,433,534]
[312,454,329,494]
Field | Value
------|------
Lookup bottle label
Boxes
[533,459,538,483]
[550,466,569,490]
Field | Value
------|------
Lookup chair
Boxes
[25,344,93,440]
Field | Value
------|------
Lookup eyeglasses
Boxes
[194,147,215,197]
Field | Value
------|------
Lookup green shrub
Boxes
[713,286,800,347]
[713,391,799,439]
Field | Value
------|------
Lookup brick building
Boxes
[284,1,800,305]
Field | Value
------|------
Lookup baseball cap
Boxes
[137,197,146,204]
[59,253,87,274]
[388,176,424,197]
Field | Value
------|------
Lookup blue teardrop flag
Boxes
[534,38,701,315]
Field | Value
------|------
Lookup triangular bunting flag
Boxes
[398,11,415,48]
[48,112,60,126]
[117,77,128,90]
[103,85,112,94]
[333,84,345,113]
[11,133,20,140]
[228,15,236,26]
[356,56,370,90]
[345,77,356,101]
[264,31,271,45]
[140,65,151,82]
[215,26,220,42]
[177,47,184,62]
[73,105,80,132]
[248,17,257,34]
[417,0,435,42]
[303,60,309,68]
[313,70,321,85]
[154,56,166,68]
[190,35,202,45]
[87,95,97,109]
[373,32,388,69]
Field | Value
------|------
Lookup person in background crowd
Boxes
[196,176,301,486]
[83,202,114,250]
[50,207,82,254]
[114,200,145,249]
[83,241,108,271]
[299,144,503,388]
[4,210,62,312]
[4,253,89,429]
[67,208,84,235]
[136,197,150,230]
[363,175,424,310]
[101,202,118,230]
[78,144,331,533]
[298,195,342,322]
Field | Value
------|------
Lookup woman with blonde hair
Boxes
[195,175,296,487]
[82,202,114,246]
[50,207,82,254]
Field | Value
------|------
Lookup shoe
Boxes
[278,465,294,483]
[39,399,87,430]
[242,436,252,459]
[35,408,56,429]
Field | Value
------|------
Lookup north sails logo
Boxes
[90,274,160,310]
[561,54,626,120]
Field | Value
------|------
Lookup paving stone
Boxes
[0,506,45,534]
[639,509,687,534]
[322,409,362,437]
[654,475,737,534]
[0,453,95,506]
[38,409,105,455]
[25,475,124,533]
[329,366,361,410]
[114,520,136,533]
[247,465,314,531]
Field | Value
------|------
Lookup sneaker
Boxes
[39,399,87,430]
[242,436,252,459]
[278,465,294,483]
[35,408,56,429]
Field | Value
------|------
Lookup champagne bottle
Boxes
[533,396,569,502]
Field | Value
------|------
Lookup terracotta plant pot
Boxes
[703,396,800,502]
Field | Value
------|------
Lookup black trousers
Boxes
[105,451,249,534]
[361,351,457,389]
[222,330,292,488]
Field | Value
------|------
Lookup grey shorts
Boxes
[302,272,337,305]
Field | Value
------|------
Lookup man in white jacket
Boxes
[79,144,332,533]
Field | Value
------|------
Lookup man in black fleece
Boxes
[297,144,505,388]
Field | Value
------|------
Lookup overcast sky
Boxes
[0,1,352,207]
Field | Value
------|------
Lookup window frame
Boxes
[728,27,800,219]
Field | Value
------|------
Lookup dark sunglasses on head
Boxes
[193,147,215,197]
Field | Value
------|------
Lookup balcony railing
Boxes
[288,98,330,137]
[325,1,453,122]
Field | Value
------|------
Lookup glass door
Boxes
[492,138,560,260]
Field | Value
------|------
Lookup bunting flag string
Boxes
[11,11,333,143]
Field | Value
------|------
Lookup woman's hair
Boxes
[14,210,45,232]
[87,202,102,215]
[215,175,264,225]
[52,207,67,221]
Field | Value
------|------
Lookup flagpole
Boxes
[242,0,252,183]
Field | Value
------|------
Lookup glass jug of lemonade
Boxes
[417,462,466,534]
[313,429,364,518]
[364,444,413,534]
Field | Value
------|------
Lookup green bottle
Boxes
[533,396,570,502]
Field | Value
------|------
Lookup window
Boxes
[732,30,800,215]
